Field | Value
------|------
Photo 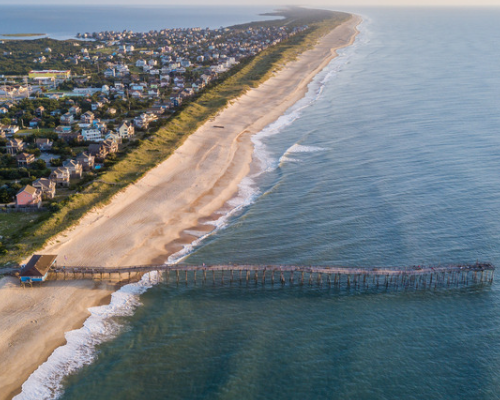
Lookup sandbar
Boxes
[0,14,361,399]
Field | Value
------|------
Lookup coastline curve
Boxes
[2,13,362,400]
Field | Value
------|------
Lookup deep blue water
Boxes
[0,5,278,39]
[17,7,500,400]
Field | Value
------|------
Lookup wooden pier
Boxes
[42,262,495,290]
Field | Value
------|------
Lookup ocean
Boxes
[15,7,500,400]
[0,5,278,40]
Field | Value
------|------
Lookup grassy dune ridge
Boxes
[1,9,350,266]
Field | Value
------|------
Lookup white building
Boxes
[117,121,135,138]
[82,128,104,142]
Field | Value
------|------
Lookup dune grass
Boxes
[1,11,351,266]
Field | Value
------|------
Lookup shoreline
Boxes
[164,16,362,263]
[1,33,46,37]
[41,13,361,268]
[0,14,361,399]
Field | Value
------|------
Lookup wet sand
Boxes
[0,14,361,399]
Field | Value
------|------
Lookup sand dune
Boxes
[0,15,361,399]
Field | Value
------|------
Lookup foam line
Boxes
[14,272,159,400]
[14,20,367,400]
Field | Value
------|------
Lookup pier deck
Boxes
[38,262,495,290]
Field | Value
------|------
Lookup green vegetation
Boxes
[0,9,351,265]
[0,212,51,257]
[0,37,97,75]
[0,212,50,238]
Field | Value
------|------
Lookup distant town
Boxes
[0,22,308,211]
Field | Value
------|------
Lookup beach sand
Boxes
[0,277,113,399]
[0,14,361,399]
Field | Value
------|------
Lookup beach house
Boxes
[16,152,35,167]
[6,138,23,155]
[69,105,81,115]
[35,138,53,151]
[60,112,74,125]
[80,111,95,125]
[62,159,83,179]
[32,178,56,199]
[76,151,95,171]
[16,185,42,208]
[101,138,118,154]
[105,131,122,144]
[50,167,70,187]
[88,143,108,162]
[82,128,103,142]
[117,121,135,138]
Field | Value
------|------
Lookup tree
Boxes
[0,242,8,255]
[25,148,41,157]
[50,158,63,167]
[10,182,22,192]
[49,202,62,212]
[33,159,47,170]
[1,117,11,126]
[0,188,11,204]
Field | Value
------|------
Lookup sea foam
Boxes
[167,20,365,263]
[14,20,366,400]
[14,272,159,400]
[279,144,326,164]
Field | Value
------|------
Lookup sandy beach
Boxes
[0,14,361,399]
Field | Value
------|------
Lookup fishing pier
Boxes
[32,262,495,291]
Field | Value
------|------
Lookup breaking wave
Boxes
[14,273,159,400]
[14,19,366,400]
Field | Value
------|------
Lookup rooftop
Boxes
[20,255,57,277]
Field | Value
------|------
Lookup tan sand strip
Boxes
[0,15,361,399]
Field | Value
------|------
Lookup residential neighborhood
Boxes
[0,21,309,209]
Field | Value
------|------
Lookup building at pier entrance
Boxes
[19,255,58,283]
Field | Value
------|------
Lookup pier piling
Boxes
[45,263,494,292]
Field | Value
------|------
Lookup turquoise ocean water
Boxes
[15,7,500,400]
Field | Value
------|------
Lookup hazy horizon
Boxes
[1,0,499,7]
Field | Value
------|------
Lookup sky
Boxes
[1,0,500,6]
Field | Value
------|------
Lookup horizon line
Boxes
[1,2,500,7]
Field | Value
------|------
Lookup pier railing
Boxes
[45,263,495,290]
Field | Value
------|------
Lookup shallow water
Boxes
[61,284,500,400]
[0,5,278,39]
[17,7,500,400]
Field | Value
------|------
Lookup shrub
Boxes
[49,202,62,212]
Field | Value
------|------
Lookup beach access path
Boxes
[0,14,361,399]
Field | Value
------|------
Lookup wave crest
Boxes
[14,273,158,400]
